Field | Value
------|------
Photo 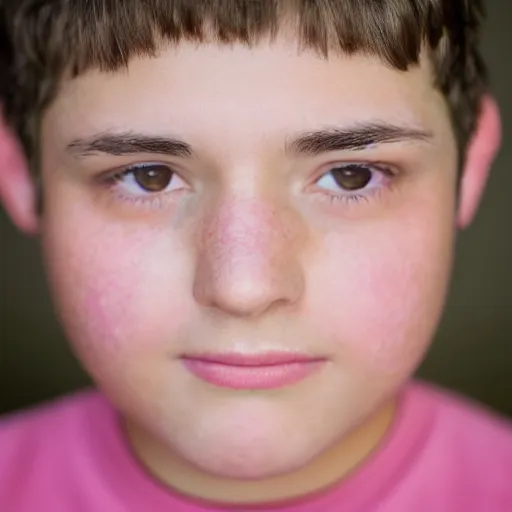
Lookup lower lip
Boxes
[182,358,324,390]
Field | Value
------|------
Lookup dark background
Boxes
[1,1,511,417]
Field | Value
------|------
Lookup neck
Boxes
[124,399,397,506]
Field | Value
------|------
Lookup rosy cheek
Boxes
[312,222,452,375]
[81,273,138,350]
[44,211,175,355]
[352,254,433,372]
[63,247,144,355]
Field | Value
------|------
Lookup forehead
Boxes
[43,39,451,151]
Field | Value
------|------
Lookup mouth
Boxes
[180,352,326,390]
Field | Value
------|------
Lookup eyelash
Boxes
[315,163,394,205]
[99,162,395,209]
[99,164,181,209]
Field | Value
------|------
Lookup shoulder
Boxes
[0,389,104,448]
[412,380,512,451]
[0,390,107,505]
[406,381,512,508]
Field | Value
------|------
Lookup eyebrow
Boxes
[67,132,193,158]
[67,122,433,160]
[286,123,433,156]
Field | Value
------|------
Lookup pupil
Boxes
[332,166,372,191]
[133,166,173,192]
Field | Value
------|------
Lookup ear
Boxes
[457,95,502,229]
[0,107,39,234]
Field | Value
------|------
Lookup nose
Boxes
[193,199,305,318]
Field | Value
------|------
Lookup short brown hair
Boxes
[0,0,487,170]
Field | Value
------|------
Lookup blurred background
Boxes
[1,1,511,417]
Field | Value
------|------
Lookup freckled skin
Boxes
[40,38,458,491]
[194,199,305,316]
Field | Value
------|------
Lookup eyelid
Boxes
[324,161,395,175]
[112,161,174,179]
[311,161,396,201]
[314,162,395,185]
[97,161,178,185]
[309,158,397,184]
[98,161,188,201]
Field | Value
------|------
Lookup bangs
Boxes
[1,0,487,164]
[9,0,448,78]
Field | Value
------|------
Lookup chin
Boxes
[175,426,323,481]
[189,445,315,481]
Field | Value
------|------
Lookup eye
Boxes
[331,165,372,190]
[316,164,388,195]
[132,164,173,192]
[112,163,186,195]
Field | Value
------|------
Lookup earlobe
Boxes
[0,108,39,234]
[457,95,502,229]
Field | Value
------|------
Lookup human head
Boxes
[0,0,501,500]
[0,0,494,169]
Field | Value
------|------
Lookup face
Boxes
[39,38,458,478]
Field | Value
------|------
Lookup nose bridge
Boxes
[208,199,284,267]
[193,197,304,317]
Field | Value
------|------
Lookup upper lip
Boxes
[181,352,324,367]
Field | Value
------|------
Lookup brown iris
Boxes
[331,165,372,191]
[132,165,173,192]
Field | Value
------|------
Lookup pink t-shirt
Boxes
[1,381,511,511]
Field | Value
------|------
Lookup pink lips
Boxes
[181,352,325,390]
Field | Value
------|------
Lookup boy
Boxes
[0,0,510,510]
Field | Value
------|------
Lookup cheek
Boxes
[80,264,142,350]
[311,208,454,375]
[42,208,190,359]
